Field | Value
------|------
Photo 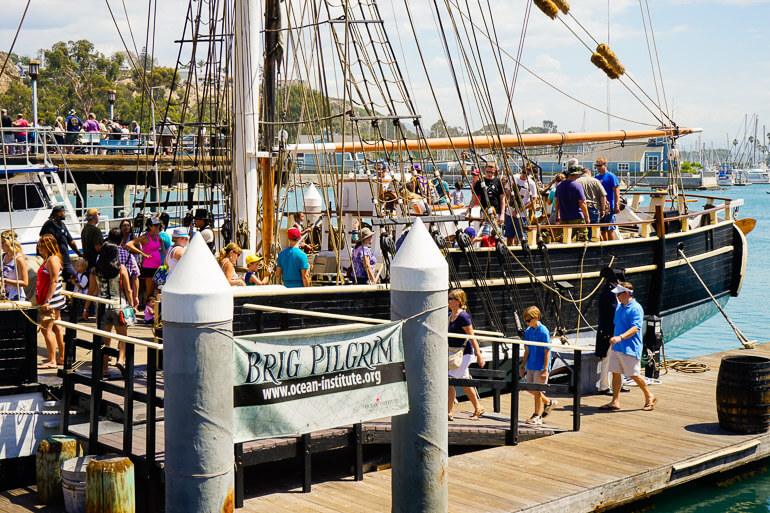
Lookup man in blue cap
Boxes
[599,281,657,412]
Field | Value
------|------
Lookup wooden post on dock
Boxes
[162,234,234,512]
[390,218,449,512]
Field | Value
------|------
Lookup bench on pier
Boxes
[100,139,141,154]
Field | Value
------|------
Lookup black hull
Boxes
[234,221,746,343]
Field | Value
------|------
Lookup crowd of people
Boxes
[463,156,622,244]
[0,205,230,376]
[0,107,187,156]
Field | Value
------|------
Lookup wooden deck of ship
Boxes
[3,331,769,512]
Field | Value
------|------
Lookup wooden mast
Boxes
[320,127,698,153]
[261,0,280,258]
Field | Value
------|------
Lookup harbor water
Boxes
[637,184,770,512]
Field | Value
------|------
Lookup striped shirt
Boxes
[36,260,66,310]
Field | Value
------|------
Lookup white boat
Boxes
[745,167,770,184]
[0,142,82,255]
[716,167,734,186]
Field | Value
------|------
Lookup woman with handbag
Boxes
[448,288,485,421]
[36,234,67,368]
[83,242,134,378]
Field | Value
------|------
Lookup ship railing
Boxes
[0,126,230,159]
[55,290,163,512]
[528,196,738,244]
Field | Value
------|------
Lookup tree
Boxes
[472,123,511,136]
[39,40,121,116]
[429,120,465,138]
[523,120,557,134]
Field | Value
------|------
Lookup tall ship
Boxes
[1,0,752,344]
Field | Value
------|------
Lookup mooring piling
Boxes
[162,233,235,512]
[390,217,449,512]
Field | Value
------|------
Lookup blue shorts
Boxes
[504,214,526,240]
[588,208,600,224]
[600,213,617,230]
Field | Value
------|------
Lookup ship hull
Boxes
[234,221,745,344]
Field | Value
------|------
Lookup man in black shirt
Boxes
[470,162,506,229]
[39,206,82,281]
[1,109,13,153]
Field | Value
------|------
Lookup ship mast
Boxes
[261,0,281,258]
[233,0,261,254]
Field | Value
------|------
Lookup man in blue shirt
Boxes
[276,227,309,288]
[595,157,620,241]
[555,165,589,241]
[600,282,657,412]
[64,109,83,154]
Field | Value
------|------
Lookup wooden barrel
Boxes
[85,455,135,513]
[36,435,83,505]
[716,355,770,433]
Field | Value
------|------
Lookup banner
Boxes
[232,321,408,442]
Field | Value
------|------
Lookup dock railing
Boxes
[56,291,163,511]
[243,303,587,445]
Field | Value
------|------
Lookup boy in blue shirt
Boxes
[519,306,557,425]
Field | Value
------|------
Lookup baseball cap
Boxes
[245,254,263,265]
[288,227,301,240]
[463,227,476,238]
[85,208,99,220]
[610,284,633,295]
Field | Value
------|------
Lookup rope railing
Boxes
[54,320,163,351]
[242,303,584,351]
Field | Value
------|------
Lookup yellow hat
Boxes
[245,254,264,265]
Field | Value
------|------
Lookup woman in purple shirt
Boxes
[448,288,486,421]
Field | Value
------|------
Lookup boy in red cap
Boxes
[276,227,310,287]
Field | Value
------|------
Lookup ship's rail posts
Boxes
[56,290,163,513]
[529,193,741,243]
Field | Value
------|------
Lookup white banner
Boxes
[232,322,408,442]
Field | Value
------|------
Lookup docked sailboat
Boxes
[0,1,743,346]
[153,0,749,346]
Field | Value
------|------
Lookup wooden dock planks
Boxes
[239,344,770,512]
[15,327,770,513]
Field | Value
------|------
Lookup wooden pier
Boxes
[232,343,770,513]
[3,330,770,512]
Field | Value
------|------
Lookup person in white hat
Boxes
[166,228,190,277]
[600,281,657,412]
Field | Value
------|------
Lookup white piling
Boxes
[162,234,235,512]
[390,218,449,512]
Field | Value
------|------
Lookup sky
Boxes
[2,0,769,151]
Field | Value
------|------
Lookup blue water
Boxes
[632,184,770,512]
[665,185,768,359]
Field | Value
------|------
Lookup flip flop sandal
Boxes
[642,398,658,411]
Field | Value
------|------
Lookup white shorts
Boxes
[607,349,641,377]
[449,353,473,379]
[525,369,549,384]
